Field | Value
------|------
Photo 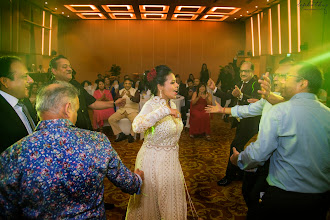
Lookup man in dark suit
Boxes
[0,56,35,153]
[209,61,261,186]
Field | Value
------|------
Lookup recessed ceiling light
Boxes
[139,5,169,13]
[64,5,99,13]
[207,7,241,15]
[67,15,69,17]
[45,2,48,4]
[102,5,134,13]
[174,6,206,14]
[55,8,57,10]
[234,18,237,20]
[61,12,64,14]
[247,11,249,13]
[76,13,107,19]
[255,6,258,8]
[240,15,243,16]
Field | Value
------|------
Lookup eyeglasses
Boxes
[274,73,304,80]
[240,69,252,73]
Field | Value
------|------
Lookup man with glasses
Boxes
[230,62,329,220]
[209,61,261,187]
[0,56,35,153]
[206,63,290,219]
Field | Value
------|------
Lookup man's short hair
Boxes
[49,55,68,70]
[124,78,133,83]
[295,62,323,95]
[187,79,193,84]
[0,56,21,80]
[175,74,180,78]
[241,61,255,71]
[36,81,79,118]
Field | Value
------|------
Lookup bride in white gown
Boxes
[126,65,187,220]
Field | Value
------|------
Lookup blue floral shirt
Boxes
[0,119,141,219]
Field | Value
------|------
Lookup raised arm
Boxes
[132,102,171,133]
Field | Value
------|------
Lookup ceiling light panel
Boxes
[139,5,169,13]
[64,5,99,13]
[109,13,136,19]
[76,13,107,19]
[172,14,198,20]
[207,7,241,15]
[102,5,134,13]
[141,13,167,20]
[174,6,206,14]
[200,15,229,21]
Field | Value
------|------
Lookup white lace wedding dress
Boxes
[126,95,187,220]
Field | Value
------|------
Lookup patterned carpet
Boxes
[103,114,256,220]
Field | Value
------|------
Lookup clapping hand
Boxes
[258,72,271,99]
[232,85,241,98]
[247,98,259,103]
[205,100,222,113]
[207,78,216,90]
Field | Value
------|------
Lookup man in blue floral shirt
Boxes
[0,81,143,219]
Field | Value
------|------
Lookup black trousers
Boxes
[242,161,270,220]
[225,117,260,180]
[257,186,330,220]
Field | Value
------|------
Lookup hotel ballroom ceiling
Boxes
[29,0,280,22]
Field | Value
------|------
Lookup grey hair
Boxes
[36,81,79,118]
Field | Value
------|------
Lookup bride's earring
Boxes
[160,90,163,98]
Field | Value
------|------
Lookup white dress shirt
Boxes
[0,90,34,134]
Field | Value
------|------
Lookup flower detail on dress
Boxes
[147,68,157,82]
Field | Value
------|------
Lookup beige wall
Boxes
[58,20,245,83]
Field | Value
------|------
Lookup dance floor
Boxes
[103,114,255,220]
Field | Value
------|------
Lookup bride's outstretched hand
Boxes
[205,100,222,113]
[169,107,181,118]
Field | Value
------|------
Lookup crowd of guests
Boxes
[0,54,329,219]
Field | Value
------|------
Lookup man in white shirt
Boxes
[109,78,140,143]
[0,56,34,153]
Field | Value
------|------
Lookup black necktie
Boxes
[17,102,35,131]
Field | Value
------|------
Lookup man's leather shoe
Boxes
[115,132,127,142]
[217,177,232,186]
[128,135,134,143]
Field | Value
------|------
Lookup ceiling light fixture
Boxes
[207,7,241,15]
[172,14,198,20]
[109,13,136,19]
[139,5,169,13]
[174,6,206,14]
[200,14,229,21]
[141,13,167,19]
[76,13,107,19]
[102,5,134,13]
[64,5,99,13]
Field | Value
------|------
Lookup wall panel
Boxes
[58,20,245,82]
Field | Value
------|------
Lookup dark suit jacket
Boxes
[232,78,261,130]
[0,95,30,153]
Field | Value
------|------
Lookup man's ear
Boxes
[0,77,9,89]
[300,79,309,91]
[63,102,72,118]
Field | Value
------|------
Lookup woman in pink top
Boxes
[93,79,115,131]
